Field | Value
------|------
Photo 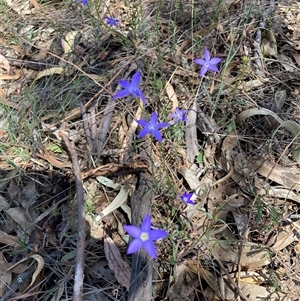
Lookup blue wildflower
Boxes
[194,48,221,77]
[136,112,170,142]
[77,0,88,5]
[105,16,119,27]
[123,213,167,259]
[180,192,195,205]
[168,107,187,124]
[113,71,146,104]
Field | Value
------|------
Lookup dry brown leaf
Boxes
[5,207,31,234]
[104,235,131,289]
[165,82,178,112]
[35,67,65,80]
[27,255,44,288]
[35,147,72,169]
[210,240,270,271]
[177,166,201,190]
[237,77,269,91]
[188,261,219,292]
[204,282,290,301]
[251,157,300,190]
[0,230,19,247]
[261,29,277,57]
[62,31,79,55]
[268,225,298,252]
[167,264,195,301]
[95,176,129,220]
[257,187,300,203]
[278,53,297,71]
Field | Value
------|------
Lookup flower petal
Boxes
[123,225,141,238]
[141,213,151,232]
[131,71,141,87]
[138,90,146,104]
[156,122,170,129]
[150,112,158,125]
[113,89,130,99]
[152,130,163,142]
[168,113,176,119]
[149,229,168,240]
[200,65,208,77]
[136,120,149,127]
[209,58,222,64]
[186,199,196,205]
[208,65,219,72]
[144,240,157,258]
[127,238,143,254]
[137,128,151,139]
[194,58,205,66]
[203,48,210,61]
[118,80,131,89]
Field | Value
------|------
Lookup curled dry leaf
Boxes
[27,254,44,288]
[104,235,131,289]
[236,107,300,162]
[95,176,129,220]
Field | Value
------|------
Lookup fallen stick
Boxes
[59,124,85,301]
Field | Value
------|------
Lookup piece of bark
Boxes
[127,137,153,301]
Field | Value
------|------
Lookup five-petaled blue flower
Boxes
[194,48,221,77]
[180,192,195,205]
[105,16,119,27]
[136,112,170,142]
[113,71,146,104]
[77,0,88,5]
[168,107,187,124]
[123,213,168,258]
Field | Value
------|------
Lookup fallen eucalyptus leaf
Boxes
[96,176,128,220]
[104,235,131,289]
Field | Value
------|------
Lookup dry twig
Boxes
[59,124,85,301]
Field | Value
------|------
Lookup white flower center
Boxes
[140,232,149,242]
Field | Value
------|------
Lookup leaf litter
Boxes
[1,0,300,300]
